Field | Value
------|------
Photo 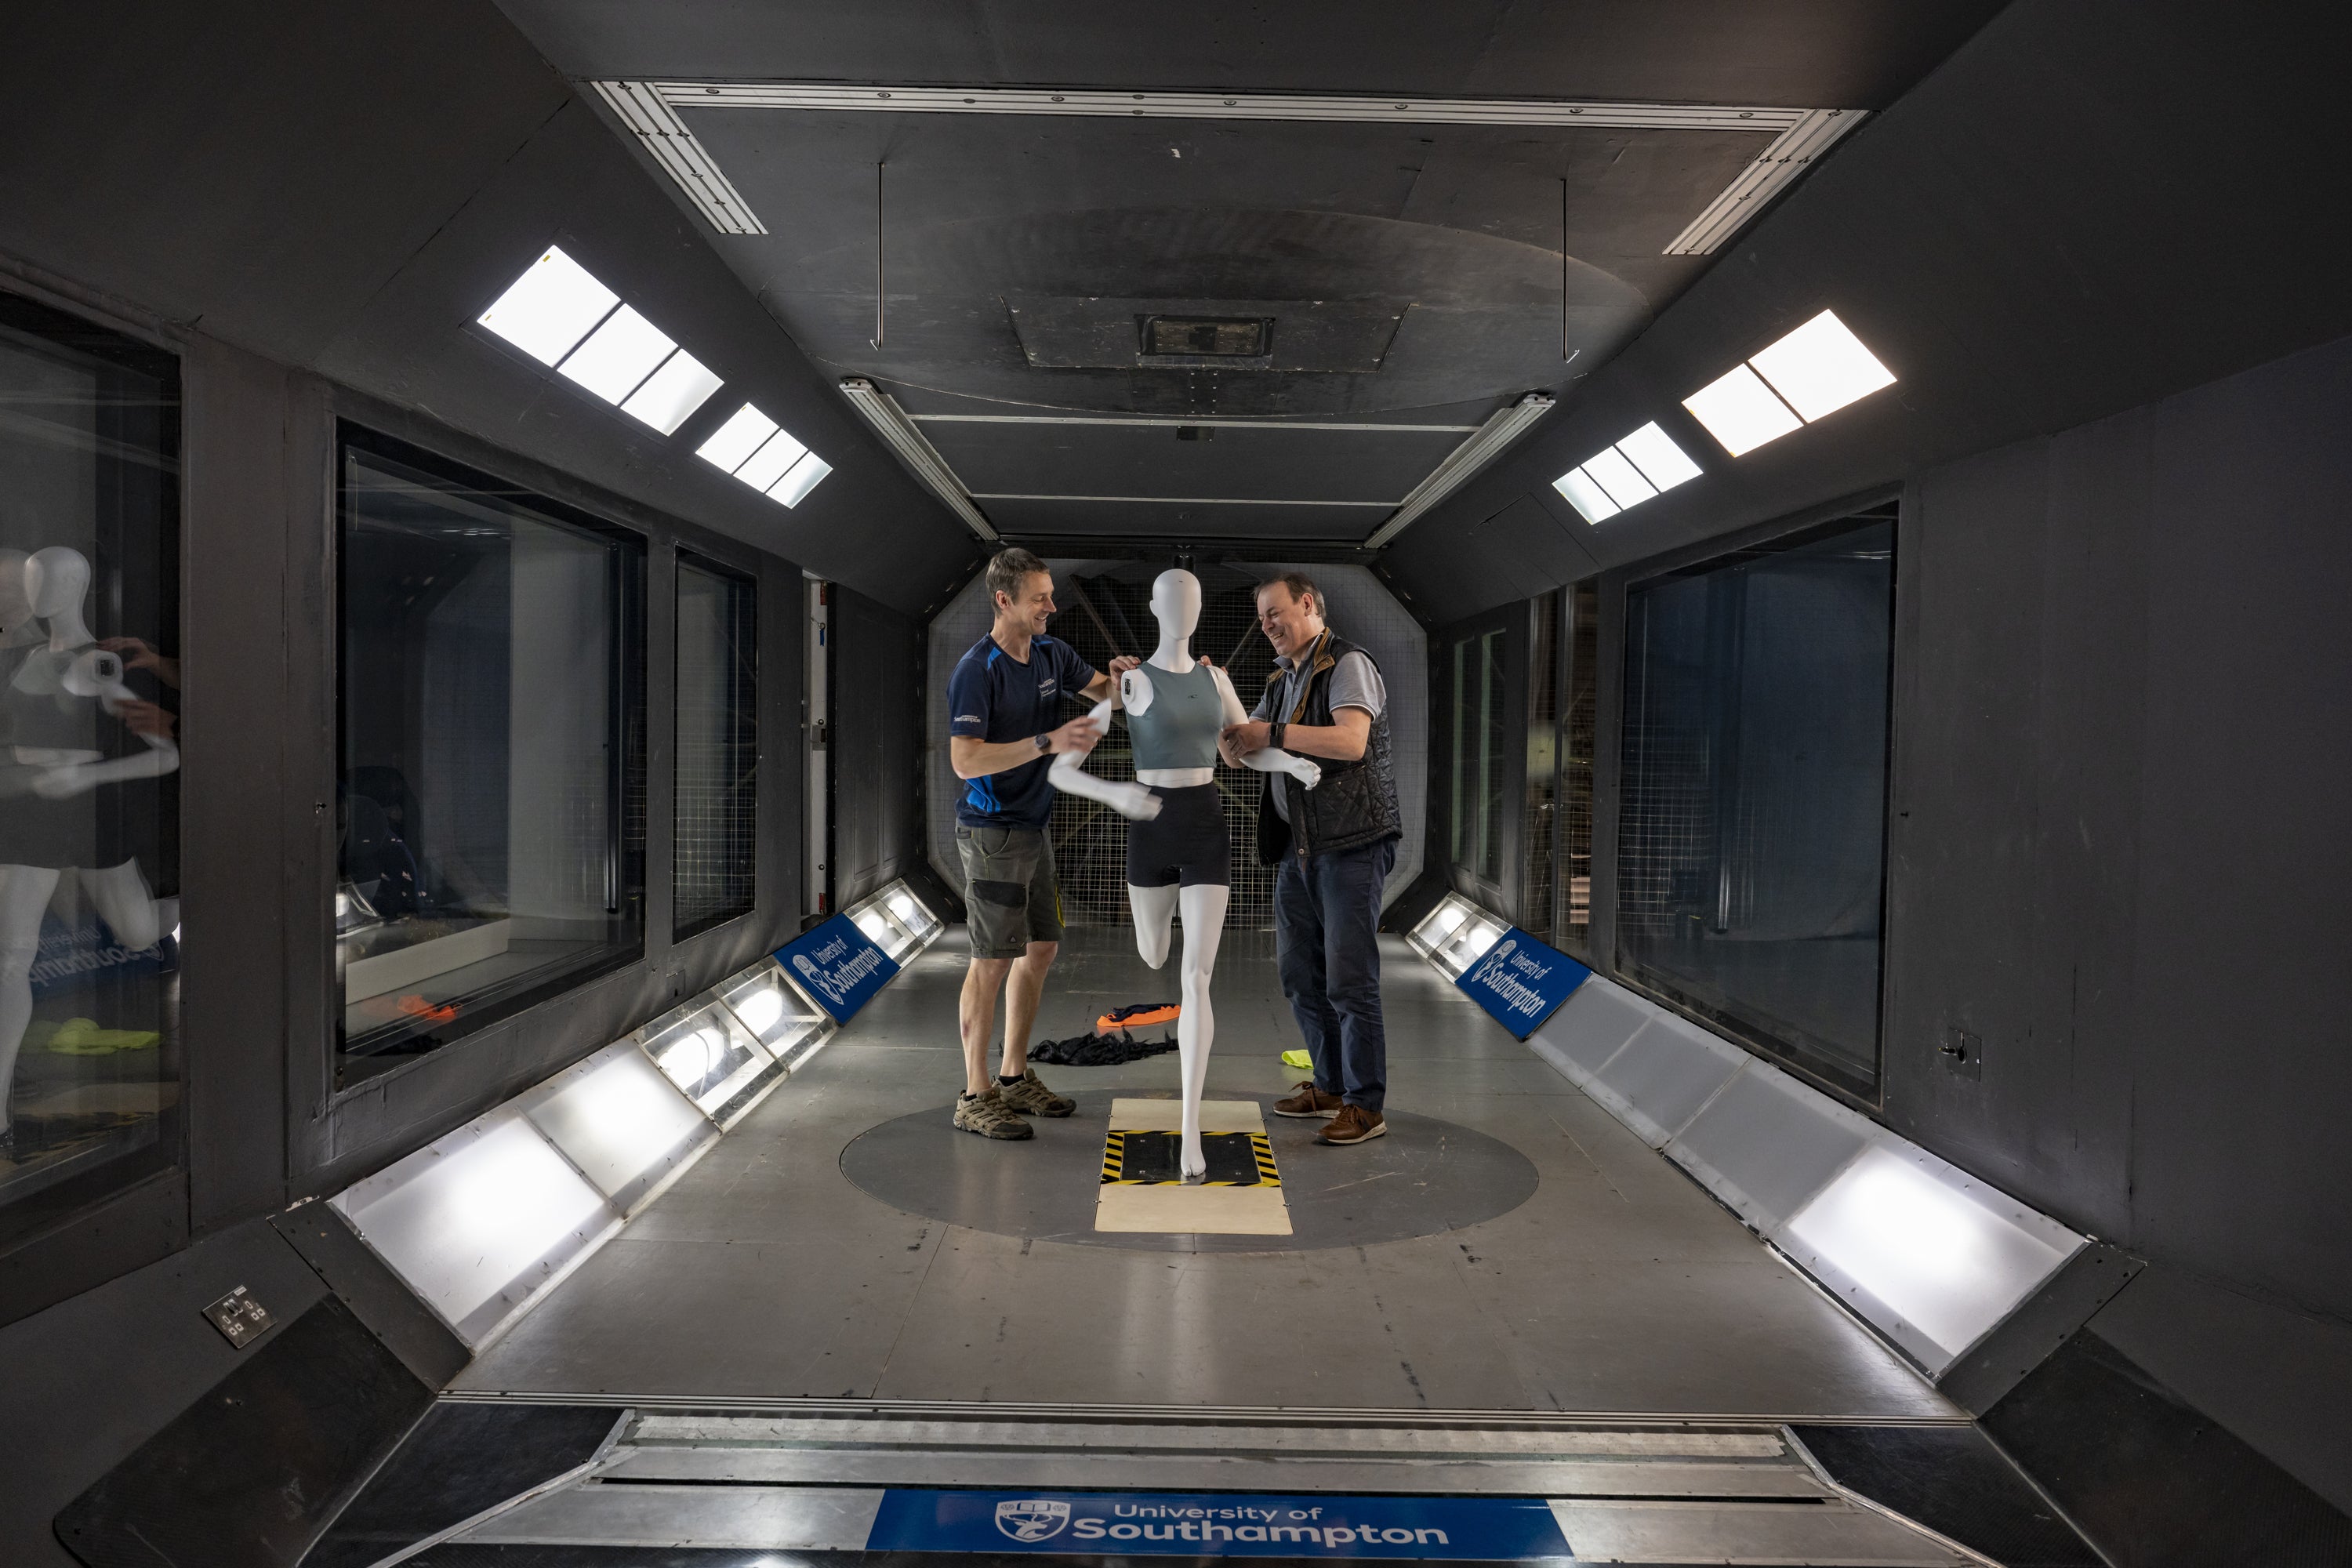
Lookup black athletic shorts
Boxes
[1125,782,1232,888]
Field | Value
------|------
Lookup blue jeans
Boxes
[1274,837,1396,1112]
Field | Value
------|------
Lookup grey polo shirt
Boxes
[1252,646,1386,822]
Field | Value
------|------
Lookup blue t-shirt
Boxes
[947,633,1098,829]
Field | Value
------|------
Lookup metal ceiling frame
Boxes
[590,79,1862,254]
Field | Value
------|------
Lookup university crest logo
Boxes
[995,1499,1073,1542]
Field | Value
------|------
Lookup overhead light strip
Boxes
[641,81,1817,132]
[1552,421,1702,524]
[910,414,1483,433]
[839,378,1000,541]
[971,493,1396,507]
[1680,309,1895,458]
[595,82,1862,254]
[476,246,725,436]
[1664,108,1864,256]
[590,80,769,235]
[1363,392,1555,549]
[695,402,835,510]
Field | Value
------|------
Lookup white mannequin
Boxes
[0,546,177,1152]
[1051,570,1320,1179]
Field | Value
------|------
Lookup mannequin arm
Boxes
[1210,669,1319,788]
[31,728,179,798]
[1049,698,1162,820]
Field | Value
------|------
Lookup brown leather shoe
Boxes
[1273,1080,1345,1119]
[1316,1105,1387,1145]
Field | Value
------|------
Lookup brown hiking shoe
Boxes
[953,1086,1034,1140]
[1316,1105,1387,1145]
[998,1067,1074,1118]
[1273,1080,1345,1119]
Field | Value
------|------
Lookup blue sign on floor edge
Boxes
[866,1489,1569,1559]
[775,913,899,1022]
[1454,927,1588,1040]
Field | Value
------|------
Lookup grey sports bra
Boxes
[1125,662,1224,771]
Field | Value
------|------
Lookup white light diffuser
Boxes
[1577,446,1659,510]
[1748,310,1895,423]
[732,428,811,492]
[557,305,677,405]
[331,1111,616,1345]
[1553,466,1621,524]
[477,247,619,367]
[517,1043,715,1216]
[768,452,832,507]
[1613,423,1703,492]
[1780,1142,2081,1371]
[1682,362,1804,456]
[698,405,779,473]
[620,349,724,434]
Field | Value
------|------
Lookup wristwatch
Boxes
[1270,722,1287,750]
[1034,732,1054,753]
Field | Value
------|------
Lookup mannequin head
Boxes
[25,546,92,619]
[1150,568,1202,642]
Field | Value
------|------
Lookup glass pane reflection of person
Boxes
[1051,569,1320,1181]
[0,546,179,1158]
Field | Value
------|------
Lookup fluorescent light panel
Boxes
[734,428,811,492]
[699,405,778,471]
[697,402,831,510]
[769,452,833,508]
[1683,310,1895,456]
[478,247,722,433]
[1552,422,1700,524]
[844,879,945,963]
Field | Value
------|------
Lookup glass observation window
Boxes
[673,554,757,941]
[1523,593,1558,940]
[336,430,644,1079]
[1478,627,1507,884]
[0,292,181,1244]
[1558,579,1599,960]
[1616,509,1895,1098]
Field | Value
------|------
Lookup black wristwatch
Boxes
[1270,722,1287,750]
[1034,732,1054,753]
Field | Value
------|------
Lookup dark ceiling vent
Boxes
[1142,315,1271,357]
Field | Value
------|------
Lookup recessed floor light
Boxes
[558,305,677,405]
[1683,362,1804,457]
[477,247,619,366]
[1748,309,1896,423]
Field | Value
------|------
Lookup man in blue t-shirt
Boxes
[945,548,1137,1141]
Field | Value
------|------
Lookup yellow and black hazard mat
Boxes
[1102,1129,1280,1187]
[1094,1099,1294,1236]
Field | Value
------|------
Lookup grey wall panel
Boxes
[0,0,976,617]
[1882,332,2352,1324]
[1385,1,2352,624]
[829,586,926,911]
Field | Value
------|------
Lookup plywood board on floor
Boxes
[1095,1181,1293,1236]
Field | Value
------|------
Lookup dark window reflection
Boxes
[673,554,756,940]
[0,293,180,1243]
[1617,510,1895,1097]
[336,430,644,1080]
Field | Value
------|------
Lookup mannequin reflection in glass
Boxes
[1051,569,1320,1180]
[0,546,180,1159]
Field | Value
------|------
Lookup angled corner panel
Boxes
[1525,975,1655,1087]
[1664,1058,1877,1235]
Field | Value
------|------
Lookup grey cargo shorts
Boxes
[954,823,1066,959]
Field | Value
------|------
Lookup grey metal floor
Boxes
[456,927,1955,1420]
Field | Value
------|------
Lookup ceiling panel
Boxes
[922,419,1462,505]
[982,497,1383,542]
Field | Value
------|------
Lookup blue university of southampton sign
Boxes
[775,913,898,1022]
[866,1489,1570,1559]
[1454,926,1589,1039]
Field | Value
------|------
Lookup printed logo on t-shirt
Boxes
[956,713,982,724]
[1038,679,1056,694]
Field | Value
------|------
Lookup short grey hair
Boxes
[986,547,1049,606]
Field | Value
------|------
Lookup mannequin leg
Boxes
[79,858,160,951]
[0,866,65,1141]
[1127,882,1180,968]
[1174,883,1230,1180]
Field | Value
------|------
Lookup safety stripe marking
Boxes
[1100,1129,1281,1188]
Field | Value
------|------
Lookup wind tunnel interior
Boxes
[2,3,2351,1567]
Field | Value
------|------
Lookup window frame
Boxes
[1610,503,1900,1102]
[331,422,649,1079]
[671,546,759,942]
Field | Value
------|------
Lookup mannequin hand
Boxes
[1112,783,1163,822]
[31,763,95,799]
[1291,757,1323,790]
[1046,713,1106,754]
